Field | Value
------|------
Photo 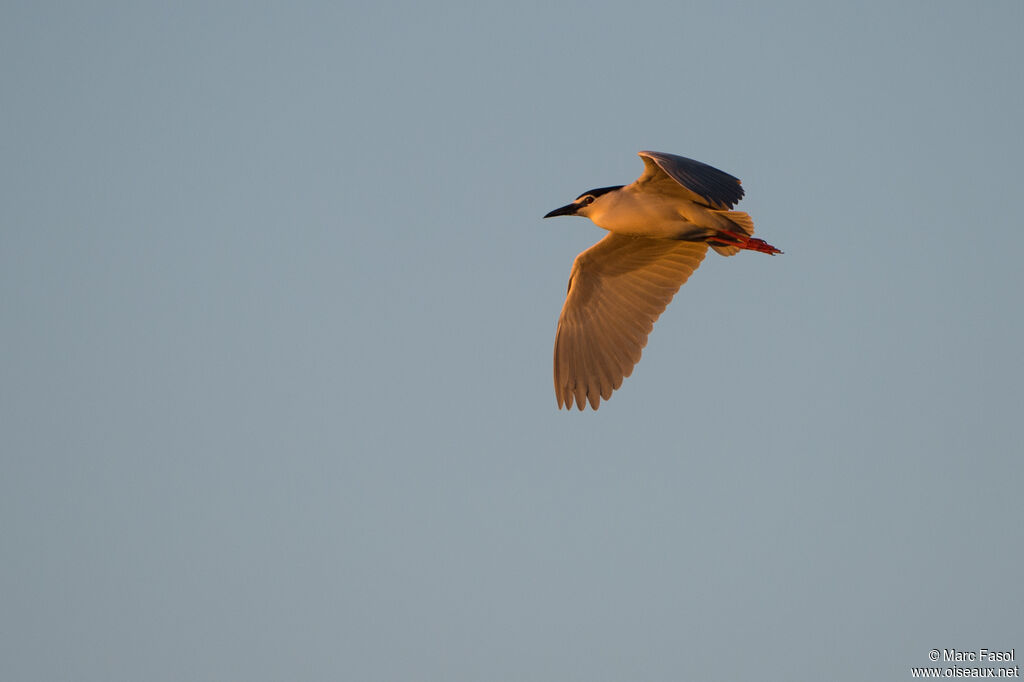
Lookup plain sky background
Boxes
[3,2,1022,680]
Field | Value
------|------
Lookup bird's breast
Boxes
[587,191,708,239]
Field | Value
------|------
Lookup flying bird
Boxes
[544,151,781,410]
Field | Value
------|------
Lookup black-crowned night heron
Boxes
[544,151,781,410]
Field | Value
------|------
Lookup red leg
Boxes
[708,229,783,255]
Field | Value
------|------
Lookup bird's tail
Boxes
[708,210,754,257]
[707,211,782,256]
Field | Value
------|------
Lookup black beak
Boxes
[543,202,579,219]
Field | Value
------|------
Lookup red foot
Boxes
[708,229,783,255]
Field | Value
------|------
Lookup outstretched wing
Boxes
[554,233,708,410]
[633,150,744,210]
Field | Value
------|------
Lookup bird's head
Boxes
[543,186,623,219]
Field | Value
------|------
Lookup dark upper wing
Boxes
[634,151,745,209]
[554,233,708,410]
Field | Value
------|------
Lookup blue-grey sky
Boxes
[3,2,1022,681]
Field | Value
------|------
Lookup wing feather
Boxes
[633,151,744,210]
[554,233,708,410]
